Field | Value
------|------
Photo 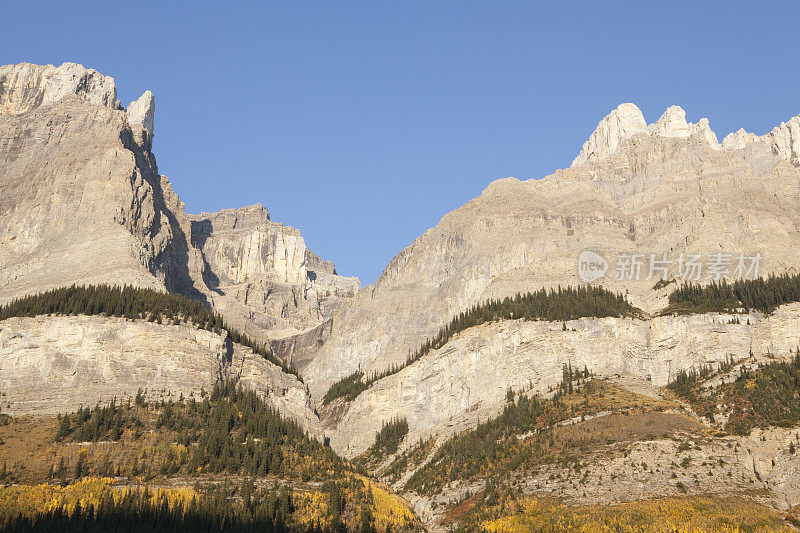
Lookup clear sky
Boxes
[3,2,800,284]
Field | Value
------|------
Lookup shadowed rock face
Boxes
[299,104,800,400]
[0,61,361,429]
[187,204,360,340]
[0,62,357,343]
[0,65,186,303]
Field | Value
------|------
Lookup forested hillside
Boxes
[0,380,420,532]
[0,284,299,378]
[323,286,639,404]
[667,351,800,435]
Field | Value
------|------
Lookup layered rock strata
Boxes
[0,315,322,436]
[300,117,800,399]
[0,62,356,346]
[329,303,800,457]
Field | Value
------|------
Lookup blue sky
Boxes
[4,2,800,284]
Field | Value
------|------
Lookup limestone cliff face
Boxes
[0,62,355,345]
[0,315,322,436]
[0,62,198,304]
[0,62,120,115]
[330,303,800,457]
[720,115,800,168]
[299,107,800,398]
[188,205,360,339]
[571,103,647,166]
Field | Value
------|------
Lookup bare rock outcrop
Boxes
[126,90,155,135]
[299,123,800,399]
[647,105,719,146]
[761,115,800,167]
[573,103,719,167]
[0,62,119,114]
[329,303,800,457]
[0,315,322,436]
[571,103,647,166]
[0,62,356,346]
[0,63,185,303]
[188,204,360,339]
[721,128,760,150]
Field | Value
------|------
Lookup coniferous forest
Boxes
[667,351,800,435]
[1,483,298,533]
[0,380,420,532]
[323,285,638,404]
[52,380,345,481]
[664,273,800,315]
[0,284,300,379]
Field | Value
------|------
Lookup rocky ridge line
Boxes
[573,101,800,168]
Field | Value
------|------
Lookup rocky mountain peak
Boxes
[719,115,800,167]
[192,203,272,232]
[648,105,690,137]
[571,103,647,166]
[648,105,719,146]
[0,62,120,114]
[127,90,155,134]
[721,128,760,150]
[572,103,719,167]
[761,115,800,167]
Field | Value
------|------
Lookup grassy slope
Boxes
[399,379,691,497]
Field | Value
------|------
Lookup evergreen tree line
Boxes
[53,380,346,483]
[0,483,310,533]
[188,381,345,480]
[368,417,409,458]
[727,351,800,434]
[403,376,583,495]
[665,273,800,315]
[321,477,380,533]
[55,399,134,442]
[323,285,637,404]
[0,284,300,379]
[321,372,368,405]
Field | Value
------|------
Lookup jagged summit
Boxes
[572,103,718,166]
[0,62,120,114]
[0,61,357,342]
[0,62,155,141]
[571,103,647,167]
[574,101,800,169]
[648,105,718,145]
[720,116,800,166]
[127,89,155,134]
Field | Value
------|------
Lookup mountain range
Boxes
[3,62,800,531]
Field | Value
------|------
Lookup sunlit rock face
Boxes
[297,103,800,401]
[0,61,358,344]
[0,315,323,437]
[187,204,360,340]
[328,303,800,457]
[0,62,188,304]
[0,62,120,114]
